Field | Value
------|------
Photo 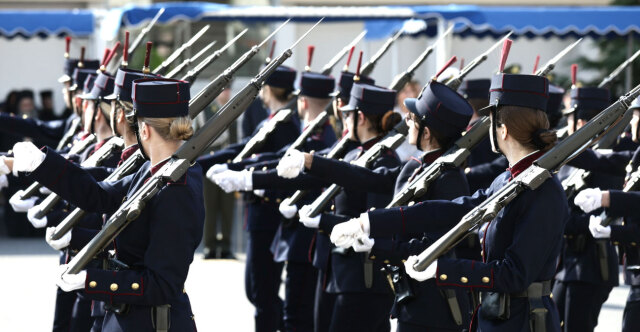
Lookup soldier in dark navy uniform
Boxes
[574,183,640,332]
[274,82,402,332]
[465,82,565,194]
[197,65,301,332]
[553,84,621,332]
[212,70,370,332]
[210,69,337,332]
[4,77,204,332]
[330,72,568,332]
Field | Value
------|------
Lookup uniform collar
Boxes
[421,148,443,165]
[150,157,171,176]
[360,135,383,151]
[507,150,544,180]
[92,137,112,153]
[120,144,138,162]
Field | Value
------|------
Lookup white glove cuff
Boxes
[0,156,10,175]
[360,212,371,236]
[243,170,253,191]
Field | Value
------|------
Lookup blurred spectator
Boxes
[16,90,36,118]
[394,79,421,161]
[38,90,58,121]
[0,90,19,114]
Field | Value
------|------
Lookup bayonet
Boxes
[152,25,210,75]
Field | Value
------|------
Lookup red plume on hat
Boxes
[433,56,457,82]
[64,36,71,59]
[266,40,276,64]
[143,42,153,74]
[343,46,355,72]
[354,51,363,82]
[532,55,540,74]
[571,64,578,88]
[122,31,130,68]
[498,39,513,73]
[305,45,315,72]
[78,46,86,68]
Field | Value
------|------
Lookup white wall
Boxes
[0,37,95,114]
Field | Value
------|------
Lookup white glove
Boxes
[0,156,10,175]
[253,189,265,197]
[574,188,603,213]
[277,149,305,179]
[12,142,45,176]
[0,174,8,190]
[279,198,298,219]
[39,186,52,195]
[298,205,321,228]
[27,206,47,228]
[56,264,86,292]
[9,190,39,212]
[404,255,437,282]
[352,236,375,253]
[206,164,229,182]
[588,215,612,239]
[46,227,71,250]
[330,213,370,248]
[211,170,252,193]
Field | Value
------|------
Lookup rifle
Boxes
[601,166,640,227]
[152,25,210,75]
[534,38,582,77]
[231,109,295,163]
[109,8,165,72]
[300,121,408,219]
[50,25,282,241]
[383,36,579,209]
[598,49,640,88]
[63,20,323,273]
[320,30,367,76]
[287,111,330,152]
[411,83,640,272]
[181,27,252,84]
[164,41,217,79]
[188,20,289,117]
[445,32,512,90]
[288,40,444,213]
[20,134,96,200]
[388,26,453,92]
[56,117,82,151]
[359,29,403,78]
[284,135,352,207]
[32,137,124,219]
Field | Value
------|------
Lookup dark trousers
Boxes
[283,261,317,332]
[70,290,93,332]
[623,286,640,332]
[52,286,76,332]
[245,230,284,332]
[397,321,463,332]
[314,271,336,332]
[552,280,612,332]
[202,179,235,255]
[328,293,393,332]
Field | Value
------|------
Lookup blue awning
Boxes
[412,5,640,39]
[0,10,94,39]
[111,3,640,40]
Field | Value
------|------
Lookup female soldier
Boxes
[279,83,402,332]
[3,77,203,332]
[330,72,568,332]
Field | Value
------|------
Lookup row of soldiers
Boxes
[2,16,640,332]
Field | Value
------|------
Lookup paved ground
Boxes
[0,237,628,331]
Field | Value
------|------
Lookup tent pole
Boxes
[626,34,633,93]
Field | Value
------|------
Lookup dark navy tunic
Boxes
[367,151,569,332]
[28,148,204,332]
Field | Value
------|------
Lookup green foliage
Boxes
[571,0,640,96]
